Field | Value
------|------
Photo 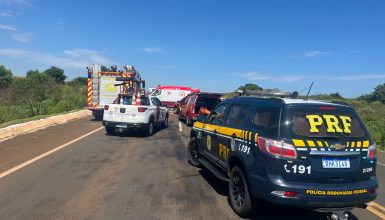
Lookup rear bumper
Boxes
[249,174,378,210]
[102,121,147,130]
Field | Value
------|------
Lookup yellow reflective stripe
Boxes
[194,121,204,129]
[254,133,258,142]
[204,124,219,132]
[346,142,350,148]
[249,132,252,141]
[317,141,323,147]
[293,139,306,147]
[357,141,362,148]
[351,142,355,148]
[363,140,370,148]
[307,140,316,147]
[219,126,243,138]
[324,141,329,147]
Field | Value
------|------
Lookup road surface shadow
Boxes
[103,125,169,138]
[199,168,359,220]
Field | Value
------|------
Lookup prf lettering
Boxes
[219,143,229,160]
[306,115,352,133]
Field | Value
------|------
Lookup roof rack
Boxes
[237,89,299,99]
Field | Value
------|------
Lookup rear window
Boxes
[195,97,221,111]
[114,95,150,106]
[286,106,367,139]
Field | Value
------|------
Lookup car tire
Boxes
[162,115,169,128]
[146,119,154,136]
[187,137,201,167]
[229,166,252,218]
[105,126,114,135]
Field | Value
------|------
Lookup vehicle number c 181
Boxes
[284,164,311,175]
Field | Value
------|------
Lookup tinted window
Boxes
[252,106,281,138]
[288,108,366,138]
[141,97,150,106]
[151,98,161,106]
[195,97,221,113]
[209,103,229,125]
[188,96,197,105]
[226,104,250,127]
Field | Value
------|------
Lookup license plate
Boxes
[322,158,350,168]
[116,124,127,128]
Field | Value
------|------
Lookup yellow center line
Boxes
[367,205,385,220]
[370,202,385,213]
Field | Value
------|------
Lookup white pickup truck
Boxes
[102,95,168,136]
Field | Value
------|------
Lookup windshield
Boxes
[151,90,161,96]
[283,106,368,140]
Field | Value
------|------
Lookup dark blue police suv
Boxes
[187,96,377,219]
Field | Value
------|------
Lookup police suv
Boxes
[187,96,377,219]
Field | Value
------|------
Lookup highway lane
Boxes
[0,114,383,219]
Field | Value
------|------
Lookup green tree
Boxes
[70,76,88,85]
[26,69,40,77]
[43,66,67,84]
[369,83,385,104]
[237,83,263,91]
[329,92,343,99]
[0,65,13,88]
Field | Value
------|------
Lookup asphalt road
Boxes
[0,114,384,220]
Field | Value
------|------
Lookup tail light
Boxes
[138,107,148,113]
[104,105,109,110]
[258,137,297,159]
[367,144,377,159]
[271,191,299,198]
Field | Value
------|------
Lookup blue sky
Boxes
[0,0,384,97]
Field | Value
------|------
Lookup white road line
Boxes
[0,126,104,180]
[179,122,182,132]
[377,162,385,167]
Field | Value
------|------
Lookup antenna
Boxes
[305,82,313,101]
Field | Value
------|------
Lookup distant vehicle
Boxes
[86,64,141,120]
[102,75,168,136]
[150,85,200,108]
[179,92,222,126]
[188,94,378,219]
[173,94,193,114]
[103,95,168,136]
